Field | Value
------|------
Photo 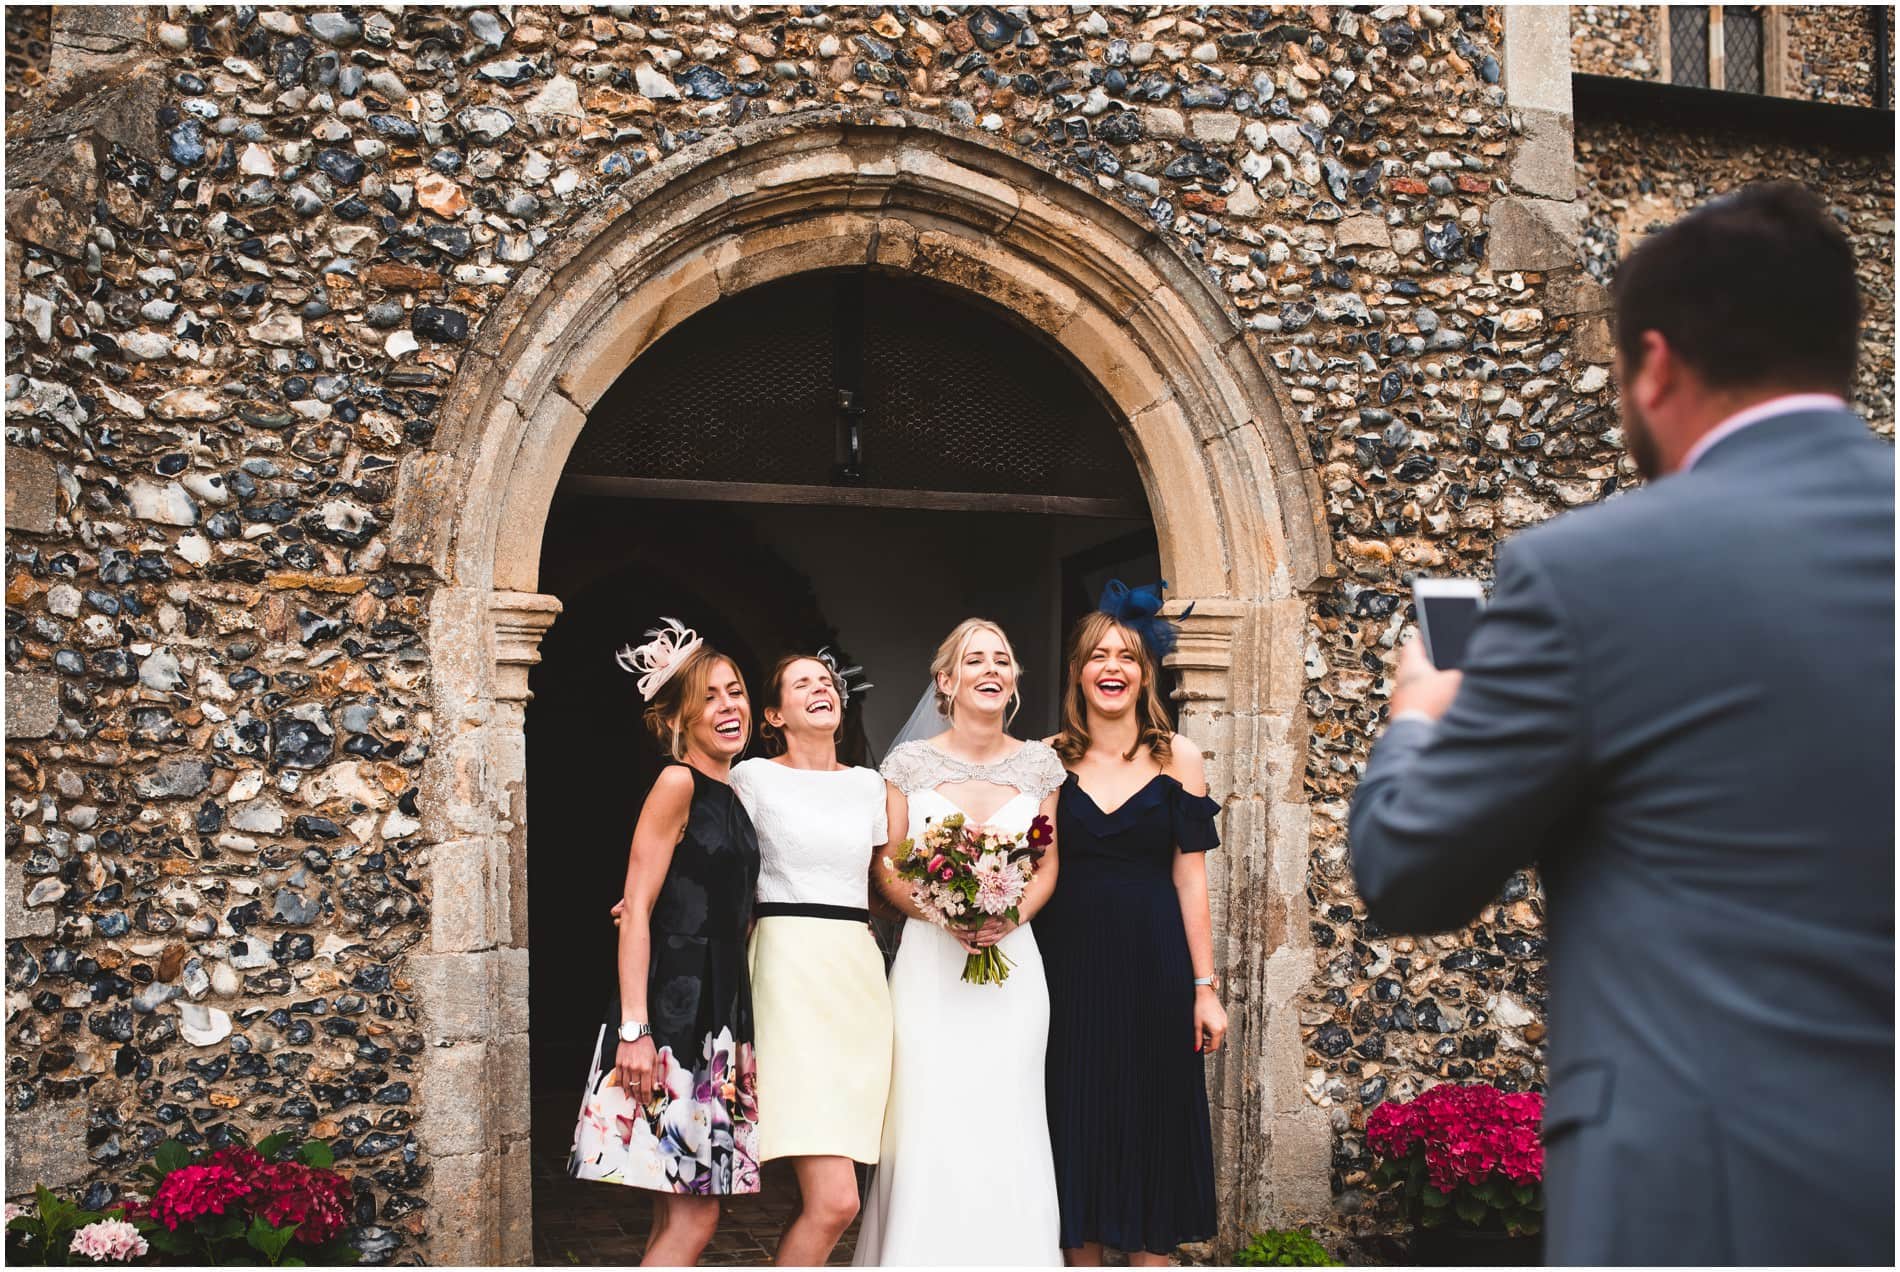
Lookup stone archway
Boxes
[392,111,1334,1264]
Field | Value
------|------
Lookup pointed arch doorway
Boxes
[395,114,1333,1264]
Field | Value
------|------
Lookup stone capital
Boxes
[1167,599,1246,703]
[489,591,562,705]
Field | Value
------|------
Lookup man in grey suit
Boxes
[1350,182,1893,1264]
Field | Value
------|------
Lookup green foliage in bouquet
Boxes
[1233,1227,1342,1266]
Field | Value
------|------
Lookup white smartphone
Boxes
[1411,578,1486,670]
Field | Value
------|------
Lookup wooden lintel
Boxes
[556,474,1149,520]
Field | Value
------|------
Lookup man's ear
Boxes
[1635,329,1675,409]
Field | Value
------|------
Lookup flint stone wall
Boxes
[1569,5,1660,81]
[1575,119,1896,438]
[1784,5,1888,107]
[1,2,1881,1262]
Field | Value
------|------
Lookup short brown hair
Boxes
[643,647,748,761]
[1051,611,1174,765]
[1614,181,1860,396]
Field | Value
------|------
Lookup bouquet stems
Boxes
[960,945,1016,986]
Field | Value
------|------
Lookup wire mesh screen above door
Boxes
[567,270,1147,506]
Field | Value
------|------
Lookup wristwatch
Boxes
[617,1020,653,1044]
[1193,974,1221,992]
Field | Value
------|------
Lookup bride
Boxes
[855,618,1066,1266]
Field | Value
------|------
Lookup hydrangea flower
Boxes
[147,1162,252,1229]
[68,1218,149,1263]
[1367,1082,1546,1192]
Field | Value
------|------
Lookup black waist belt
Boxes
[754,902,871,923]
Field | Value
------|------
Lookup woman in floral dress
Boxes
[569,620,761,1265]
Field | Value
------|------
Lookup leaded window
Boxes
[1725,6,1766,94]
[1670,5,1711,87]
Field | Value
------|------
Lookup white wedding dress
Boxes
[855,740,1067,1266]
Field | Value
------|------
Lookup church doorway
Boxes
[404,118,1333,1265]
[524,270,1156,1262]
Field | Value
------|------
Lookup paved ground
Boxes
[531,1095,860,1267]
[530,1094,1152,1267]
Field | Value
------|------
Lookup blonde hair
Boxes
[1051,611,1174,765]
[931,618,1022,725]
[643,648,749,761]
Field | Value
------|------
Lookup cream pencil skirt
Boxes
[747,907,894,1164]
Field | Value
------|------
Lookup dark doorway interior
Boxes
[524,267,1162,1264]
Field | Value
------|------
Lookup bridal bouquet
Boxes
[885,811,1053,986]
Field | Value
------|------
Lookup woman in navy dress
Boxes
[1038,585,1228,1264]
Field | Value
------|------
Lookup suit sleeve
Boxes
[1350,539,1588,933]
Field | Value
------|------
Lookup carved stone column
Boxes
[1167,593,1331,1240]
[491,591,560,1264]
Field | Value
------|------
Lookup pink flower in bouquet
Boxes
[974,857,1026,915]
[148,1162,252,1229]
[68,1217,149,1263]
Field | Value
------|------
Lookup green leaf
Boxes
[146,1226,191,1255]
[296,1140,334,1169]
[1512,1185,1534,1205]
[1453,1196,1488,1226]
[1421,1187,1451,1208]
[248,1216,299,1265]
[154,1139,191,1176]
[255,1131,292,1162]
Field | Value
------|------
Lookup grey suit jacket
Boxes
[1350,408,1894,1265]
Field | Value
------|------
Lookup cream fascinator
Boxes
[616,618,704,702]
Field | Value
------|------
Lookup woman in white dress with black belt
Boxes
[856,619,1067,1266]
[732,653,893,1266]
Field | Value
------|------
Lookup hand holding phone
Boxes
[1411,578,1486,670]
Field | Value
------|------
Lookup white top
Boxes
[1680,392,1848,471]
[730,758,888,908]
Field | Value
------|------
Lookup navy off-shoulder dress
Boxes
[1037,771,1221,1254]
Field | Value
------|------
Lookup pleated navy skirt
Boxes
[1037,771,1221,1254]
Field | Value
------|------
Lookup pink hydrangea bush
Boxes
[68,1219,148,1263]
[125,1135,358,1265]
[9,1132,358,1266]
[1365,1083,1546,1235]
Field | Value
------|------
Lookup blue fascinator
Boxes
[1097,579,1192,660]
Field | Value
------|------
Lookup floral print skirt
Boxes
[568,1022,761,1195]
